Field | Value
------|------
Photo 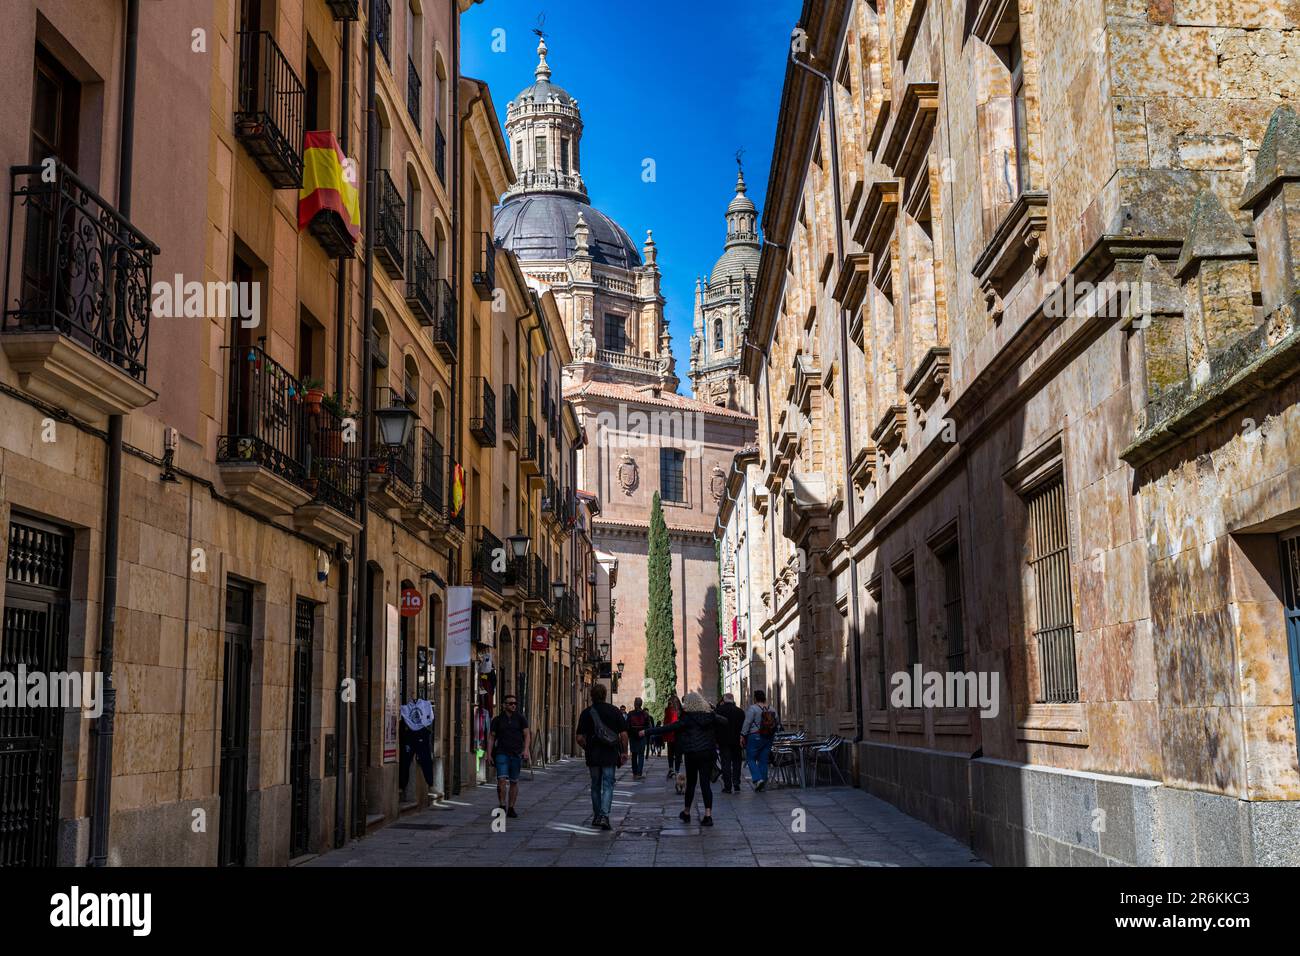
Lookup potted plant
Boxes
[302,377,326,417]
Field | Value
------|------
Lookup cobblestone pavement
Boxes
[305,752,986,867]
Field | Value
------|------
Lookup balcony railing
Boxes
[374,0,391,65]
[235,31,306,188]
[469,377,496,447]
[541,475,558,516]
[473,232,496,299]
[596,348,661,374]
[375,169,404,278]
[407,57,421,132]
[325,0,360,20]
[503,383,519,441]
[471,526,505,594]
[405,231,437,326]
[555,592,579,630]
[435,123,446,184]
[525,555,552,607]
[4,161,157,383]
[522,415,538,464]
[217,346,309,484]
[430,279,456,360]
[307,401,360,518]
[419,428,444,513]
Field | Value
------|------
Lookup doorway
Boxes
[1280,533,1300,768]
[0,516,72,866]
[219,580,255,867]
[289,596,314,858]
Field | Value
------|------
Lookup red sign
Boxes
[400,588,424,617]
[530,625,550,652]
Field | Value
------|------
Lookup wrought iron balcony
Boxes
[375,169,404,278]
[469,376,496,447]
[407,57,421,132]
[502,383,520,442]
[435,123,446,185]
[554,592,579,631]
[470,525,506,594]
[369,388,415,489]
[218,345,309,485]
[404,231,437,326]
[523,554,552,609]
[374,0,392,65]
[235,31,306,189]
[540,475,558,517]
[521,415,539,468]
[420,428,444,513]
[305,400,360,518]
[2,161,158,409]
[430,278,456,360]
[473,232,496,299]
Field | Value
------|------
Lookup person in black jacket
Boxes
[714,693,746,794]
[640,691,728,826]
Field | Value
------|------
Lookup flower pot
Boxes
[305,388,325,417]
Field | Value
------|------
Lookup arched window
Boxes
[403,353,419,407]
[714,318,724,352]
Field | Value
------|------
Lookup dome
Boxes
[494,194,643,269]
[709,244,760,286]
[513,77,576,107]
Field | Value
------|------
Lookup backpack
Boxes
[758,706,778,738]
[588,706,619,747]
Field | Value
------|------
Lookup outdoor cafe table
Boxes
[777,737,824,788]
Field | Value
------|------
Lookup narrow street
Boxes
[305,753,984,868]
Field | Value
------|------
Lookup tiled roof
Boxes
[563,380,757,422]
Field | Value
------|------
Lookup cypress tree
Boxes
[644,491,676,722]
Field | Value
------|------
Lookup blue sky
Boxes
[461,0,802,397]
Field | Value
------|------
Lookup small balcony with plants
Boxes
[295,384,363,546]
[234,30,305,189]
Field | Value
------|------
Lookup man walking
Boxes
[741,690,779,791]
[715,693,746,794]
[625,697,653,779]
[576,683,627,829]
[488,694,529,818]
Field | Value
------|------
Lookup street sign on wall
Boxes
[400,588,423,617]
[530,625,550,652]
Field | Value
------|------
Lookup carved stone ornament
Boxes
[617,454,639,496]
[710,466,727,503]
[576,311,596,360]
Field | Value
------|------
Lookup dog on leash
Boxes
[674,771,686,795]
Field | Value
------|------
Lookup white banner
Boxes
[445,586,473,667]
[383,603,399,762]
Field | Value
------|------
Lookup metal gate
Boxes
[0,517,72,867]
[289,597,313,858]
[1281,534,1300,767]
[218,581,254,867]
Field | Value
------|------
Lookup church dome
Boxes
[709,244,760,286]
[494,193,643,269]
[514,77,576,107]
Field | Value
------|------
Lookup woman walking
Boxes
[662,694,683,778]
[640,692,728,826]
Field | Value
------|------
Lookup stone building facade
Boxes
[739,0,1300,865]
[0,0,604,868]
[493,40,756,707]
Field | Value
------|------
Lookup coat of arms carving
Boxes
[617,454,639,495]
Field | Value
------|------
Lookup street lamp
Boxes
[551,580,566,603]
[508,529,530,560]
[374,398,416,450]
[599,637,610,661]
[616,659,625,678]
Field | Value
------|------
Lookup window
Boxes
[1009,32,1029,196]
[515,139,523,173]
[604,313,627,353]
[900,570,919,669]
[714,318,724,352]
[31,46,80,168]
[660,448,685,503]
[1025,475,1077,702]
[560,137,570,173]
[939,545,965,671]
[534,135,546,171]
[874,589,886,709]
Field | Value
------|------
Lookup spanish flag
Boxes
[298,130,360,246]
[450,461,465,518]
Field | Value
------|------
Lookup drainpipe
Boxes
[352,0,379,839]
[792,35,865,746]
[89,0,139,868]
[333,15,351,851]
